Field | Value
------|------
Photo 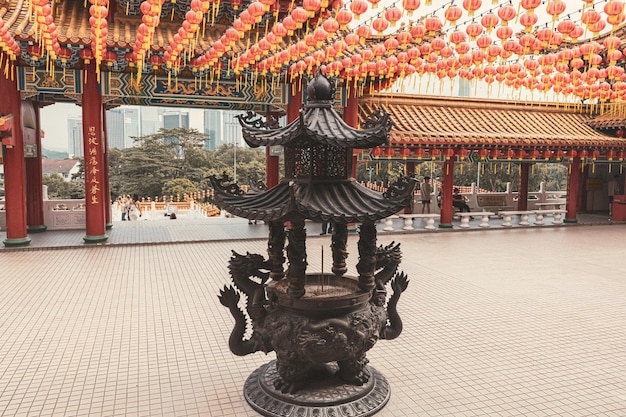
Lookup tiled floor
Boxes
[1,221,625,416]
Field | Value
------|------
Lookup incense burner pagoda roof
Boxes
[211,178,414,223]
[238,102,391,149]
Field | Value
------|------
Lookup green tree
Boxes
[43,174,70,198]
[162,178,198,199]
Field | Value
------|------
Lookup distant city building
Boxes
[106,109,124,149]
[138,107,161,136]
[106,107,140,149]
[163,110,190,129]
[203,109,243,150]
[67,116,83,158]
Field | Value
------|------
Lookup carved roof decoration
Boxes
[238,72,391,149]
[360,94,626,151]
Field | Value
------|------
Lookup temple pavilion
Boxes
[3,1,626,245]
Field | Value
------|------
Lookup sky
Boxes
[40,103,205,152]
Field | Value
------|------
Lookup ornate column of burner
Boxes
[356,220,377,292]
[268,220,286,281]
[286,217,307,298]
[331,222,349,276]
[211,71,416,417]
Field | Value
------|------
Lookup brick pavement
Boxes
[0,221,625,416]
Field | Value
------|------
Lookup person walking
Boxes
[420,176,432,214]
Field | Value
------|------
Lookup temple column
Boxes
[102,105,112,229]
[517,163,530,210]
[439,159,455,228]
[265,109,281,188]
[81,62,108,243]
[565,157,581,223]
[405,161,416,213]
[26,102,46,232]
[266,85,302,189]
[344,86,359,178]
[0,57,30,247]
[265,147,279,188]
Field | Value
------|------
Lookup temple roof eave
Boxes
[361,93,626,151]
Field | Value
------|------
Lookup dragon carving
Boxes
[218,244,409,393]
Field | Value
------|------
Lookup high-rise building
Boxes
[67,116,83,158]
[203,109,243,150]
[123,107,140,147]
[163,110,190,129]
[106,109,125,149]
[138,107,160,136]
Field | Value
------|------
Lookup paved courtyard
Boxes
[1,223,625,416]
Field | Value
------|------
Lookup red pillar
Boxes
[82,62,108,242]
[404,161,416,213]
[344,86,359,178]
[287,85,302,122]
[265,147,279,188]
[102,105,112,228]
[517,163,530,210]
[26,102,46,232]
[439,159,455,228]
[0,57,31,246]
[565,157,581,223]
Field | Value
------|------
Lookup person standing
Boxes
[608,174,620,215]
[122,195,130,221]
[420,176,432,214]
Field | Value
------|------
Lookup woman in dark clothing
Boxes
[452,188,471,213]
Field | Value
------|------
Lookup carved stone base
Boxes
[244,360,390,417]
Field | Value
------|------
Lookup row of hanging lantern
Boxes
[87,0,109,80]
[0,20,22,66]
[27,0,62,73]
[223,0,626,100]
[370,147,626,162]
[20,0,622,99]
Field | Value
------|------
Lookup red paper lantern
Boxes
[444,5,462,24]
[385,7,402,26]
[400,148,411,159]
[372,17,389,34]
[481,13,499,33]
[605,0,625,16]
[291,7,309,27]
[424,16,442,35]
[303,0,321,16]
[410,23,427,40]
[465,22,482,39]
[462,0,481,17]
[350,0,368,18]
[402,0,420,15]
[335,10,352,29]
[429,148,441,159]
